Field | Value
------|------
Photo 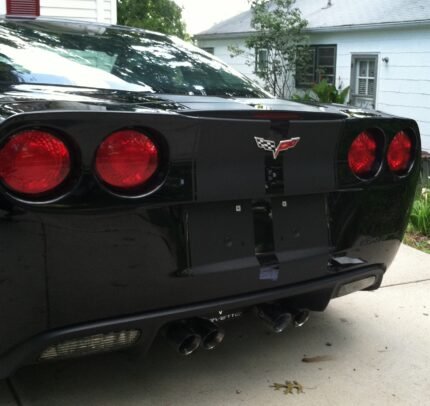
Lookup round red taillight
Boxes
[348,131,379,178]
[0,130,71,195]
[387,130,413,174]
[95,130,159,191]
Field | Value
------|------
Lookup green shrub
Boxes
[408,188,430,236]
[313,80,350,103]
[292,79,350,104]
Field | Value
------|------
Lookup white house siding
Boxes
[40,0,116,24]
[309,26,430,151]
[0,0,117,24]
[199,37,262,84]
[199,25,430,151]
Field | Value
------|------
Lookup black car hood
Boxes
[0,84,387,121]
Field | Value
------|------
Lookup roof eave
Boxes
[308,19,430,32]
[194,31,254,40]
[195,19,430,40]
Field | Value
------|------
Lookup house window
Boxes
[6,0,40,16]
[255,49,269,73]
[356,59,376,97]
[296,45,337,87]
[201,47,215,55]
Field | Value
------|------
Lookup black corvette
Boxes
[0,18,421,377]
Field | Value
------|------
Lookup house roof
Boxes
[196,0,430,37]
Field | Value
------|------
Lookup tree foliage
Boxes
[118,0,188,39]
[230,0,309,98]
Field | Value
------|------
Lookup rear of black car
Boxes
[0,18,421,377]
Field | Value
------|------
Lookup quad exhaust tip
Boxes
[164,306,310,355]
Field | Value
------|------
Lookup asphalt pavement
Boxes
[1,244,429,406]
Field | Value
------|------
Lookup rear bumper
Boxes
[0,114,419,378]
[0,265,384,379]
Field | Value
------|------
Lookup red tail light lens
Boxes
[387,130,413,174]
[348,131,378,178]
[95,130,159,190]
[0,130,71,195]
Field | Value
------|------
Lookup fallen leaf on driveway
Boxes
[270,381,304,395]
[302,355,334,363]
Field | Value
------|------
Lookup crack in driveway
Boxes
[381,278,430,288]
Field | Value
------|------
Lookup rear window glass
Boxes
[0,20,267,98]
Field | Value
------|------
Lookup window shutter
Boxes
[6,0,40,16]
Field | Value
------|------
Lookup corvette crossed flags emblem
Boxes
[254,137,301,159]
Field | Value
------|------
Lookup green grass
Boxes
[404,188,430,253]
[408,188,430,236]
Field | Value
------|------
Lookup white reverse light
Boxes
[39,330,141,361]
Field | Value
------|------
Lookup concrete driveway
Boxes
[1,244,429,406]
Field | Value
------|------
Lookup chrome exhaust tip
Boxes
[190,318,225,350]
[293,310,310,328]
[163,322,201,356]
[255,304,293,334]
